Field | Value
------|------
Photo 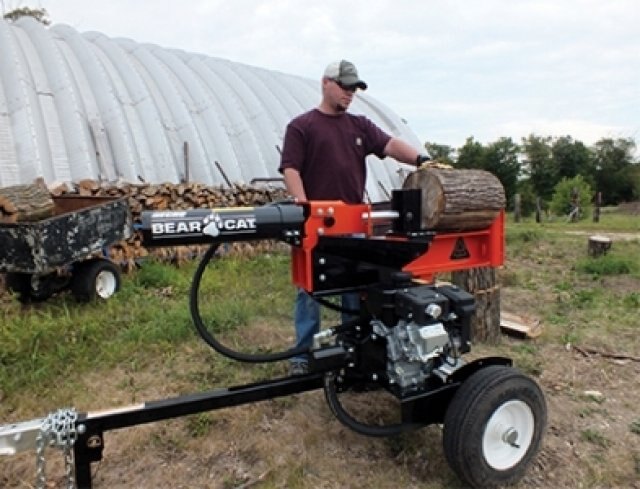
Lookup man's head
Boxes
[320,60,367,114]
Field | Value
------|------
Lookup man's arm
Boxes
[383,137,424,166]
[282,168,307,202]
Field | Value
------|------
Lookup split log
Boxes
[0,183,55,223]
[402,168,505,231]
[500,311,543,339]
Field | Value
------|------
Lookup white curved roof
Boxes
[0,17,422,202]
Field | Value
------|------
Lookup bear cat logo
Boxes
[151,220,202,235]
[203,214,257,237]
[151,212,257,237]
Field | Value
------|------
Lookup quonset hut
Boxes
[0,17,422,202]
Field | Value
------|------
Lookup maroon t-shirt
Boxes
[278,109,391,203]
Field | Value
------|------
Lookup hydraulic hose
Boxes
[314,296,359,316]
[323,373,420,437]
[189,243,308,362]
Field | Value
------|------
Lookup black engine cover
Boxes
[395,286,450,325]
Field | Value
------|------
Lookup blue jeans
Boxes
[292,288,359,362]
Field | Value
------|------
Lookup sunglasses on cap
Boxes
[331,79,358,93]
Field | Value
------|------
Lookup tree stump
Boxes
[0,183,54,223]
[588,235,612,257]
[402,168,505,231]
[452,267,501,344]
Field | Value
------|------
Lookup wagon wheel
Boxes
[72,259,121,302]
[5,272,57,302]
[443,365,546,488]
[5,272,33,302]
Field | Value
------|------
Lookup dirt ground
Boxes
[2,320,639,489]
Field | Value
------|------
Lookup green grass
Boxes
[503,208,640,350]
[507,208,640,233]
[581,428,611,448]
[575,253,639,277]
[0,252,293,402]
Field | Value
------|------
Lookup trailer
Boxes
[0,195,132,302]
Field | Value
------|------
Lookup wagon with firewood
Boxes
[0,184,132,302]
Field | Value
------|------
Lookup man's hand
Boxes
[415,154,431,166]
[415,155,453,170]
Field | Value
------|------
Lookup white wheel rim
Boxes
[95,270,117,299]
[482,400,535,470]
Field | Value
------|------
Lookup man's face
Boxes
[323,78,356,113]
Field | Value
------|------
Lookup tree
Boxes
[424,142,455,167]
[482,137,521,206]
[3,6,50,25]
[591,137,637,205]
[455,137,485,170]
[515,178,538,217]
[551,136,594,181]
[455,137,520,207]
[521,134,557,201]
[628,165,640,202]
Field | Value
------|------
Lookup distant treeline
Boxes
[426,135,639,215]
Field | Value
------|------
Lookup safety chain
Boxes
[35,408,79,489]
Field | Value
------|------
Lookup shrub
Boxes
[550,175,593,220]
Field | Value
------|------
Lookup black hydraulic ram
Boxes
[139,202,305,247]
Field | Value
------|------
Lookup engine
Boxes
[369,283,475,394]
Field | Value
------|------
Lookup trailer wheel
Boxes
[443,365,546,489]
[5,272,33,302]
[5,272,57,302]
[72,259,121,302]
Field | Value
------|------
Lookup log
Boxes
[452,267,501,344]
[402,168,505,231]
[0,183,55,223]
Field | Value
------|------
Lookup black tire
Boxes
[5,272,56,302]
[5,272,32,302]
[71,259,121,302]
[443,365,546,488]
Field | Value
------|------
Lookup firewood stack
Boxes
[50,180,290,270]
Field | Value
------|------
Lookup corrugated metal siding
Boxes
[0,17,422,202]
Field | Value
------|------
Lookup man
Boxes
[278,59,429,374]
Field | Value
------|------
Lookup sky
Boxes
[7,0,639,149]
